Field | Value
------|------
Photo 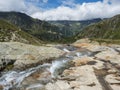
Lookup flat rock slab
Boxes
[46,81,71,90]
[105,74,120,90]
[47,65,103,90]
[0,42,64,70]
[95,50,120,65]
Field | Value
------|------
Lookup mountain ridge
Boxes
[76,14,120,40]
[48,18,102,35]
[0,11,65,42]
[0,19,42,45]
[0,11,102,43]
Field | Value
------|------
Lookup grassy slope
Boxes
[48,19,101,36]
[0,12,65,42]
[0,19,42,45]
[76,14,120,41]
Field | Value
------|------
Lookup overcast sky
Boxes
[0,0,120,20]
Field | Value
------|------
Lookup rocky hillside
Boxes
[0,19,42,45]
[48,18,101,35]
[0,12,73,42]
[76,14,120,40]
[0,12,103,43]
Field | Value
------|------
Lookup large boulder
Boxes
[95,49,120,65]
[61,65,103,90]
[105,74,120,90]
[0,42,64,70]
[72,57,94,66]
[45,80,71,90]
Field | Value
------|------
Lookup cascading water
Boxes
[0,64,51,90]
[76,51,92,57]
[49,58,71,78]
[0,46,92,90]
[63,48,70,52]
[0,59,72,90]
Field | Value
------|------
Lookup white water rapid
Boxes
[0,47,92,90]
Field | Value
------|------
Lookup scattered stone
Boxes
[63,65,103,90]
[87,61,97,65]
[72,57,94,66]
[45,80,71,90]
[87,82,96,87]
[73,38,91,44]
[0,85,3,90]
[92,60,104,69]
[95,50,119,61]
[60,76,77,81]
[73,43,92,48]
[105,74,120,90]
[105,74,120,84]
[26,84,45,90]
[108,69,117,74]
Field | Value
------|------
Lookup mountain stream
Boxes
[0,45,92,90]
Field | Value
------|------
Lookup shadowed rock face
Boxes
[0,59,15,71]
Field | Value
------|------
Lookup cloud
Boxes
[0,0,26,12]
[0,0,120,20]
[0,0,41,14]
[31,0,120,20]
[26,0,48,3]
[43,0,48,3]
[62,0,76,7]
[26,0,48,4]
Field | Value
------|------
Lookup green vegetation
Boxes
[0,12,101,43]
[90,38,120,45]
[0,19,42,45]
[1,11,120,44]
[76,14,120,42]
[0,12,67,42]
[48,19,101,36]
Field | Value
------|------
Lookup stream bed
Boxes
[0,45,92,90]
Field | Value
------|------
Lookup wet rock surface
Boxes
[0,42,64,70]
[0,40,120,90]
[43,41,120,90]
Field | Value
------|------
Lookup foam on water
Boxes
[49,59,69,78]
[0,63,51,90]
[0,47,92,90]
[63,48,70,52]
[26,83,43,90]
[76,51,92,57]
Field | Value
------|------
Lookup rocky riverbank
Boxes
[44,39,120,90]
[0,40,120,90]
[0,42,64,71]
